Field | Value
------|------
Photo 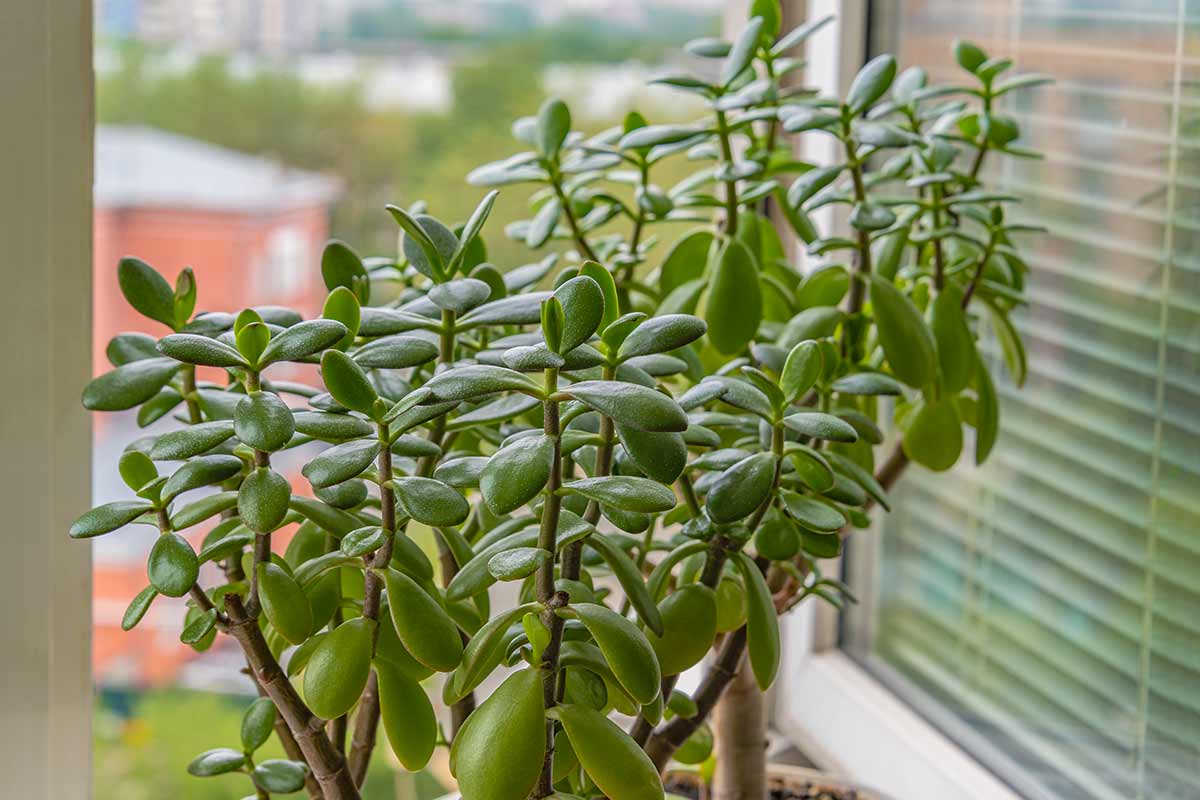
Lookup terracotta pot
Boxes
[665,763,895,800]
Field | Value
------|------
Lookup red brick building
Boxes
[92,125,340,689]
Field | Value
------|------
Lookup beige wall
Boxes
[0,1,94,796]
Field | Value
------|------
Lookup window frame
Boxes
[0,1,94,795]
[767,3,1021,798]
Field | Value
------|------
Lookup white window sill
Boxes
[773,606,1022,800]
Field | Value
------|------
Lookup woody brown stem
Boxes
[226,593,360,800]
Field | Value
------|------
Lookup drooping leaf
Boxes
[705,240,762,355]
[303,617,374,720]
[257,562,313,645]
[732,552,780,689]
[557,703,665,800]
[585,532,663,636]
[560,602,661,705]
[870,275,938,389]
[903,398,963,472]
[449,669,545,800]
[931,284,976,394]
[384,568,463,671]
[377,659,438,771]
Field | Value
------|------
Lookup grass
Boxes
[95,688,446,800]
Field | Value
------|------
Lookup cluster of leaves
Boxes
[73,6,1047,800]
[186,698,310,797]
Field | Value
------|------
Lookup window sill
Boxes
[773,609,1021,800]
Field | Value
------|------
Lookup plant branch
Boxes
[553,180,600,263]
[347,420,396,787]
[715,110,739,236]
[226,593,360,800]
[535,367,567,798]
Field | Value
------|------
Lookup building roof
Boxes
[96,124,341,213]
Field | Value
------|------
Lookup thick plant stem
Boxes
[535,367,565,798]
[347,421,396,787]
[712,661,766,800]
[645,443,916,771]
[645,627,747,771]
[226,593,360,800]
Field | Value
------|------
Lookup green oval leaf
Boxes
[705,240,762,355]
[563,476,676,514]
[259,319,348,366]
[561,602,661,705]
[148,532,199,597]
[449,669,545,800]
[157,334,248,368]
[302,439,380,490]
[187,748,245,777]
[389,477,469,527]
[646,583,716,676]
[161,454,243,503]
[118,257,177,329]
[149,420,236,460]
[240,697,277,754]
[377,659,437,771]
[258,562,313,645]
[235,391,296,452]
[70,499,153,539]
[732,552,779,689]
[320,349,379,415]
[303,617,374,720]
[383,568,463,671]
[706,453,775,524]
[563,381,687,433]
[870,275,938,389]
[558,703,664,800]
[83,358,179,412]
[238,467,291,533]
[481,434,554,515]
[903,398,963,472]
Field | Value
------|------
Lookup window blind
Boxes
[843,3,1200,799]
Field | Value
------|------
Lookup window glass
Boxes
[846,3,1200,799]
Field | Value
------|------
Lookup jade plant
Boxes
[73,7,1047,800]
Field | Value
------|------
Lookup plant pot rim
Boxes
[665,763,898,800]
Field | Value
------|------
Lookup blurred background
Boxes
[90,2,720,798]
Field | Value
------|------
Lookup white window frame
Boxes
[765,4,1021,798]
[0,1,94,796]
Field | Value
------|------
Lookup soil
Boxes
[665,772,877,800]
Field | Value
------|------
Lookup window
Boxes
[843,3,1200,800]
